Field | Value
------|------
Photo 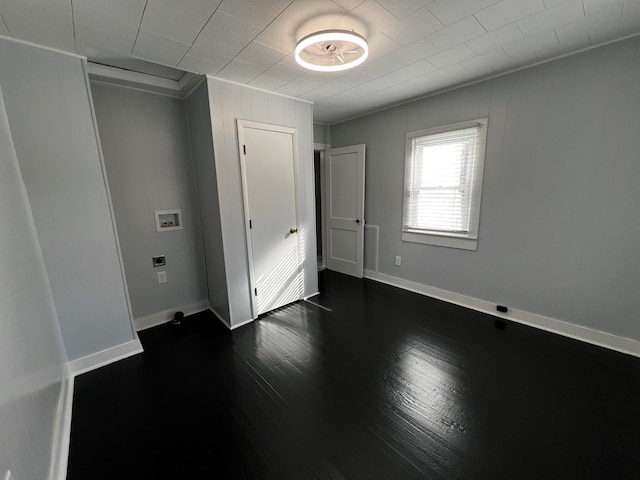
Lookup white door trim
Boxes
[326,144,366,278]
[236,119,301,318]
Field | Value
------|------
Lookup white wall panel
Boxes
[0,37,135,360]
[185,81,231,324]
[0,83,66,480]
[331,36,640,342]
[207,78,317,327]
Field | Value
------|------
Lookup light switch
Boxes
[157,271,167,284]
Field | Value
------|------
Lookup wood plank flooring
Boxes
[67,271,640,479]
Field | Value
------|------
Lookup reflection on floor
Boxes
[68,271,640,479]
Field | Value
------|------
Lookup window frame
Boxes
[401,118,488,251]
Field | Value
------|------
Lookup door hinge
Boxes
[254,288,258,296]
[243,145,246,155]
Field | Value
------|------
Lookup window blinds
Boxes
[403,122,486,234]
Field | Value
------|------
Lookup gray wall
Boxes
[331,36,640,342]
[91,82,207,321]
[313,122,330,146]
[0,37,135,360]
[207,77,318,327]
[0,84,67,480]
[186,81,230,324]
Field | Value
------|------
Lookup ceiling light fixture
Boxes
[295,30,368,72]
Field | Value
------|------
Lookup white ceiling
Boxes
[1,0,639,124]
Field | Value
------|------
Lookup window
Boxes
[402,119,488,250]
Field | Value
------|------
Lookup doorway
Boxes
[325,144,366,278]
[237,120,303,317]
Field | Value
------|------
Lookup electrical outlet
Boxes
[395,256,402,266]
[4,470,12,480]
[157,271,167,284]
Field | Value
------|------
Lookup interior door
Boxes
[237,120,303,317]
[326,144,365,277]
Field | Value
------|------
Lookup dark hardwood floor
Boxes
[67,271,640,479]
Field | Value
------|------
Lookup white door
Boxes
[326,144,365,278]
[237,120,303,317]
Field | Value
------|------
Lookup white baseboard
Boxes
[134,300,210,331]
[207,306,232,330]
[52,338,145,478]
[50,366,74,480]
[364,269,640,358]
[230,316,254,330]
[67,338,144,377]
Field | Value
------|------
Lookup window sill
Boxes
[401,231,478,251]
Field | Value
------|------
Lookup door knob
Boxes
[355,219,360,224]
[290,227,298,234]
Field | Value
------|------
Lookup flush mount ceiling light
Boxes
[295,30,368,72]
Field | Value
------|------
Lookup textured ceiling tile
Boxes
[5,18,75,52]
[0,14,9,36]
[75,22,135,55]
[517,0,585,37]
[460,47,512,74]
[583,0,624,15]
[187,34,238,64]
[152,0,222,20]
[133,30,191,64]
[588,3,640,44]
[275,77,319,95]
[187,12,260,64]
[427,15,487,51]
[332,0,367,11]
[299,90,331,102]
[141,1,206,44]
[392,38,440,64]
[260,61,303,82]
[502,29,559,60]
[475,0,546,32]
[177,54,225,74]
[349,0,400,34]
[334,70,375,87]
[216,59,265,82]
[622,1,640,24]
[219,0,292,29]
[465,23,523,54]
[381,7,444,45]
[357,54,407,78]
[426,43,476,68]
[427,0,500,26]
[419,63,472,89]
[199,11,261,47]
[556,5,622,44]
[0,0,75,51]
[255,0,347,52]
[73,0,145,39]
[236,41,288,68]
[543,0,568,7]
[297,70,339,86]
[312,80,352,96]
[343,82,380,98]
[367,60,435,89]
[364,32,402,62]
[248,74,288,90]
[376,0,432,19]
[326,91,359,105]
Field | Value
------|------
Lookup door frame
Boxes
[314,143,330,269]
[236,119,301,318]
[325,144,366,278]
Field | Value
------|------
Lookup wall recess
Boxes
[155,209,183,232]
